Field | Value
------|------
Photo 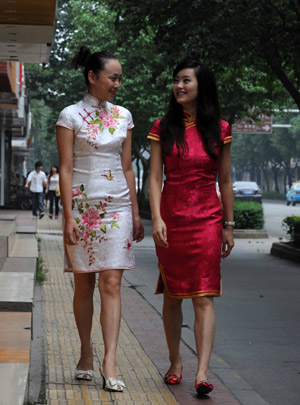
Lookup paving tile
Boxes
[0,363,29,405]
[0,272,34,311]
[41,238,178,404]
[2,257,36,273]
[9,234,38,257]
[0,348,29,363]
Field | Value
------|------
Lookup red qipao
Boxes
[148,112,232,298]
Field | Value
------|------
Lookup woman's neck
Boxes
[88,88,104,104]
[181,103,196,115]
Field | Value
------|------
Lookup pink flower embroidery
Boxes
[81,207,102,232]
[123,237,132,250]
[72,188,82,198]
[99,110,110,120]
[89,124,98,135]
[102,115,118,129]
[112,106,119,114]
[110,212,122,220]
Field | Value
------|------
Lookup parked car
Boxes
[286,182,300,206]
[233,181,262,203]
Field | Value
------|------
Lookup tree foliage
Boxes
[25,0,300,200]
[105,0,300,111]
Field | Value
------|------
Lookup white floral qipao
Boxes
[56,93,135,273]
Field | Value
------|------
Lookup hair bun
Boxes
[71,45,92,69]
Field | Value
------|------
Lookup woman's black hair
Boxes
[49,165,59,178]
[160,58,222,159]
[71,45,118,87]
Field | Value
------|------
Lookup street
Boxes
[264,200,300,238]
[125,201,300,405]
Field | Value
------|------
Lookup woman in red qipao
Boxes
[148,58,234,396]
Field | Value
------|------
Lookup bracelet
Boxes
[225,221,235,227]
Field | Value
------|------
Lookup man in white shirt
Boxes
[25,161,48,218]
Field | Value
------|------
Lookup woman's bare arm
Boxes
[56,126,79,245]
[218,142,234,258]
[121,129,144,242]
[149,140,168,248]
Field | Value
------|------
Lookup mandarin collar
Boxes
[83,92,106,109]
[183,109,196,123]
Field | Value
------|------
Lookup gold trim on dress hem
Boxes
[155,263,222,299]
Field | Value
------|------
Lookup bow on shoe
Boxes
[107,378,126,389]
[75,369,94,381]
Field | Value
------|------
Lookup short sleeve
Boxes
[127,110,134,130]
[221,120,232,144]
[147,119,161,142]
[27,171,33,182]
[56,106,74,130]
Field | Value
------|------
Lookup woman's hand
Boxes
[133,215,144,243]
[221,227,234,258]
[152,217,168,248]
[64,217,80,245]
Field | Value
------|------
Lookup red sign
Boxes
[232,114,272,134]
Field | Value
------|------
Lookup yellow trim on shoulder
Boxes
[147,133,160,141]
[224,137,232,144]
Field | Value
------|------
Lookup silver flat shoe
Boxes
[100,368,126,392]
[75,368,94,381]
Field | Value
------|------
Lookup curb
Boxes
[234,229,268,238]
[270,242,300,263]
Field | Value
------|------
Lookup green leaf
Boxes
[80,184,84,192]
[85,203,90,208]
[90,118,101,124]
[100,224,106,233]
[100,213,105,219]
[109,128,116,134]
[74,217,81,224]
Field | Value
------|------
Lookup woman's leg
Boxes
[73,272,95,370]
[163,292,183,375]
[98,269,123,378]
[55,195,59,217]
[192,296,216,382]
[49,191,54,216]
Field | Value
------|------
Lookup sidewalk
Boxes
[1,209,240,404]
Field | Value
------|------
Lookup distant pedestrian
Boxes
[148,58,234,396]
[25,161,48,219]
[48,165,60,219]
[56,45,144,392]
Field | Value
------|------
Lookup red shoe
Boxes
[163,366,183,384]
[195,380,214,395]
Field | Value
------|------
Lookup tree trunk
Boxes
[263,168,270,191]
[271,165,281,193]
